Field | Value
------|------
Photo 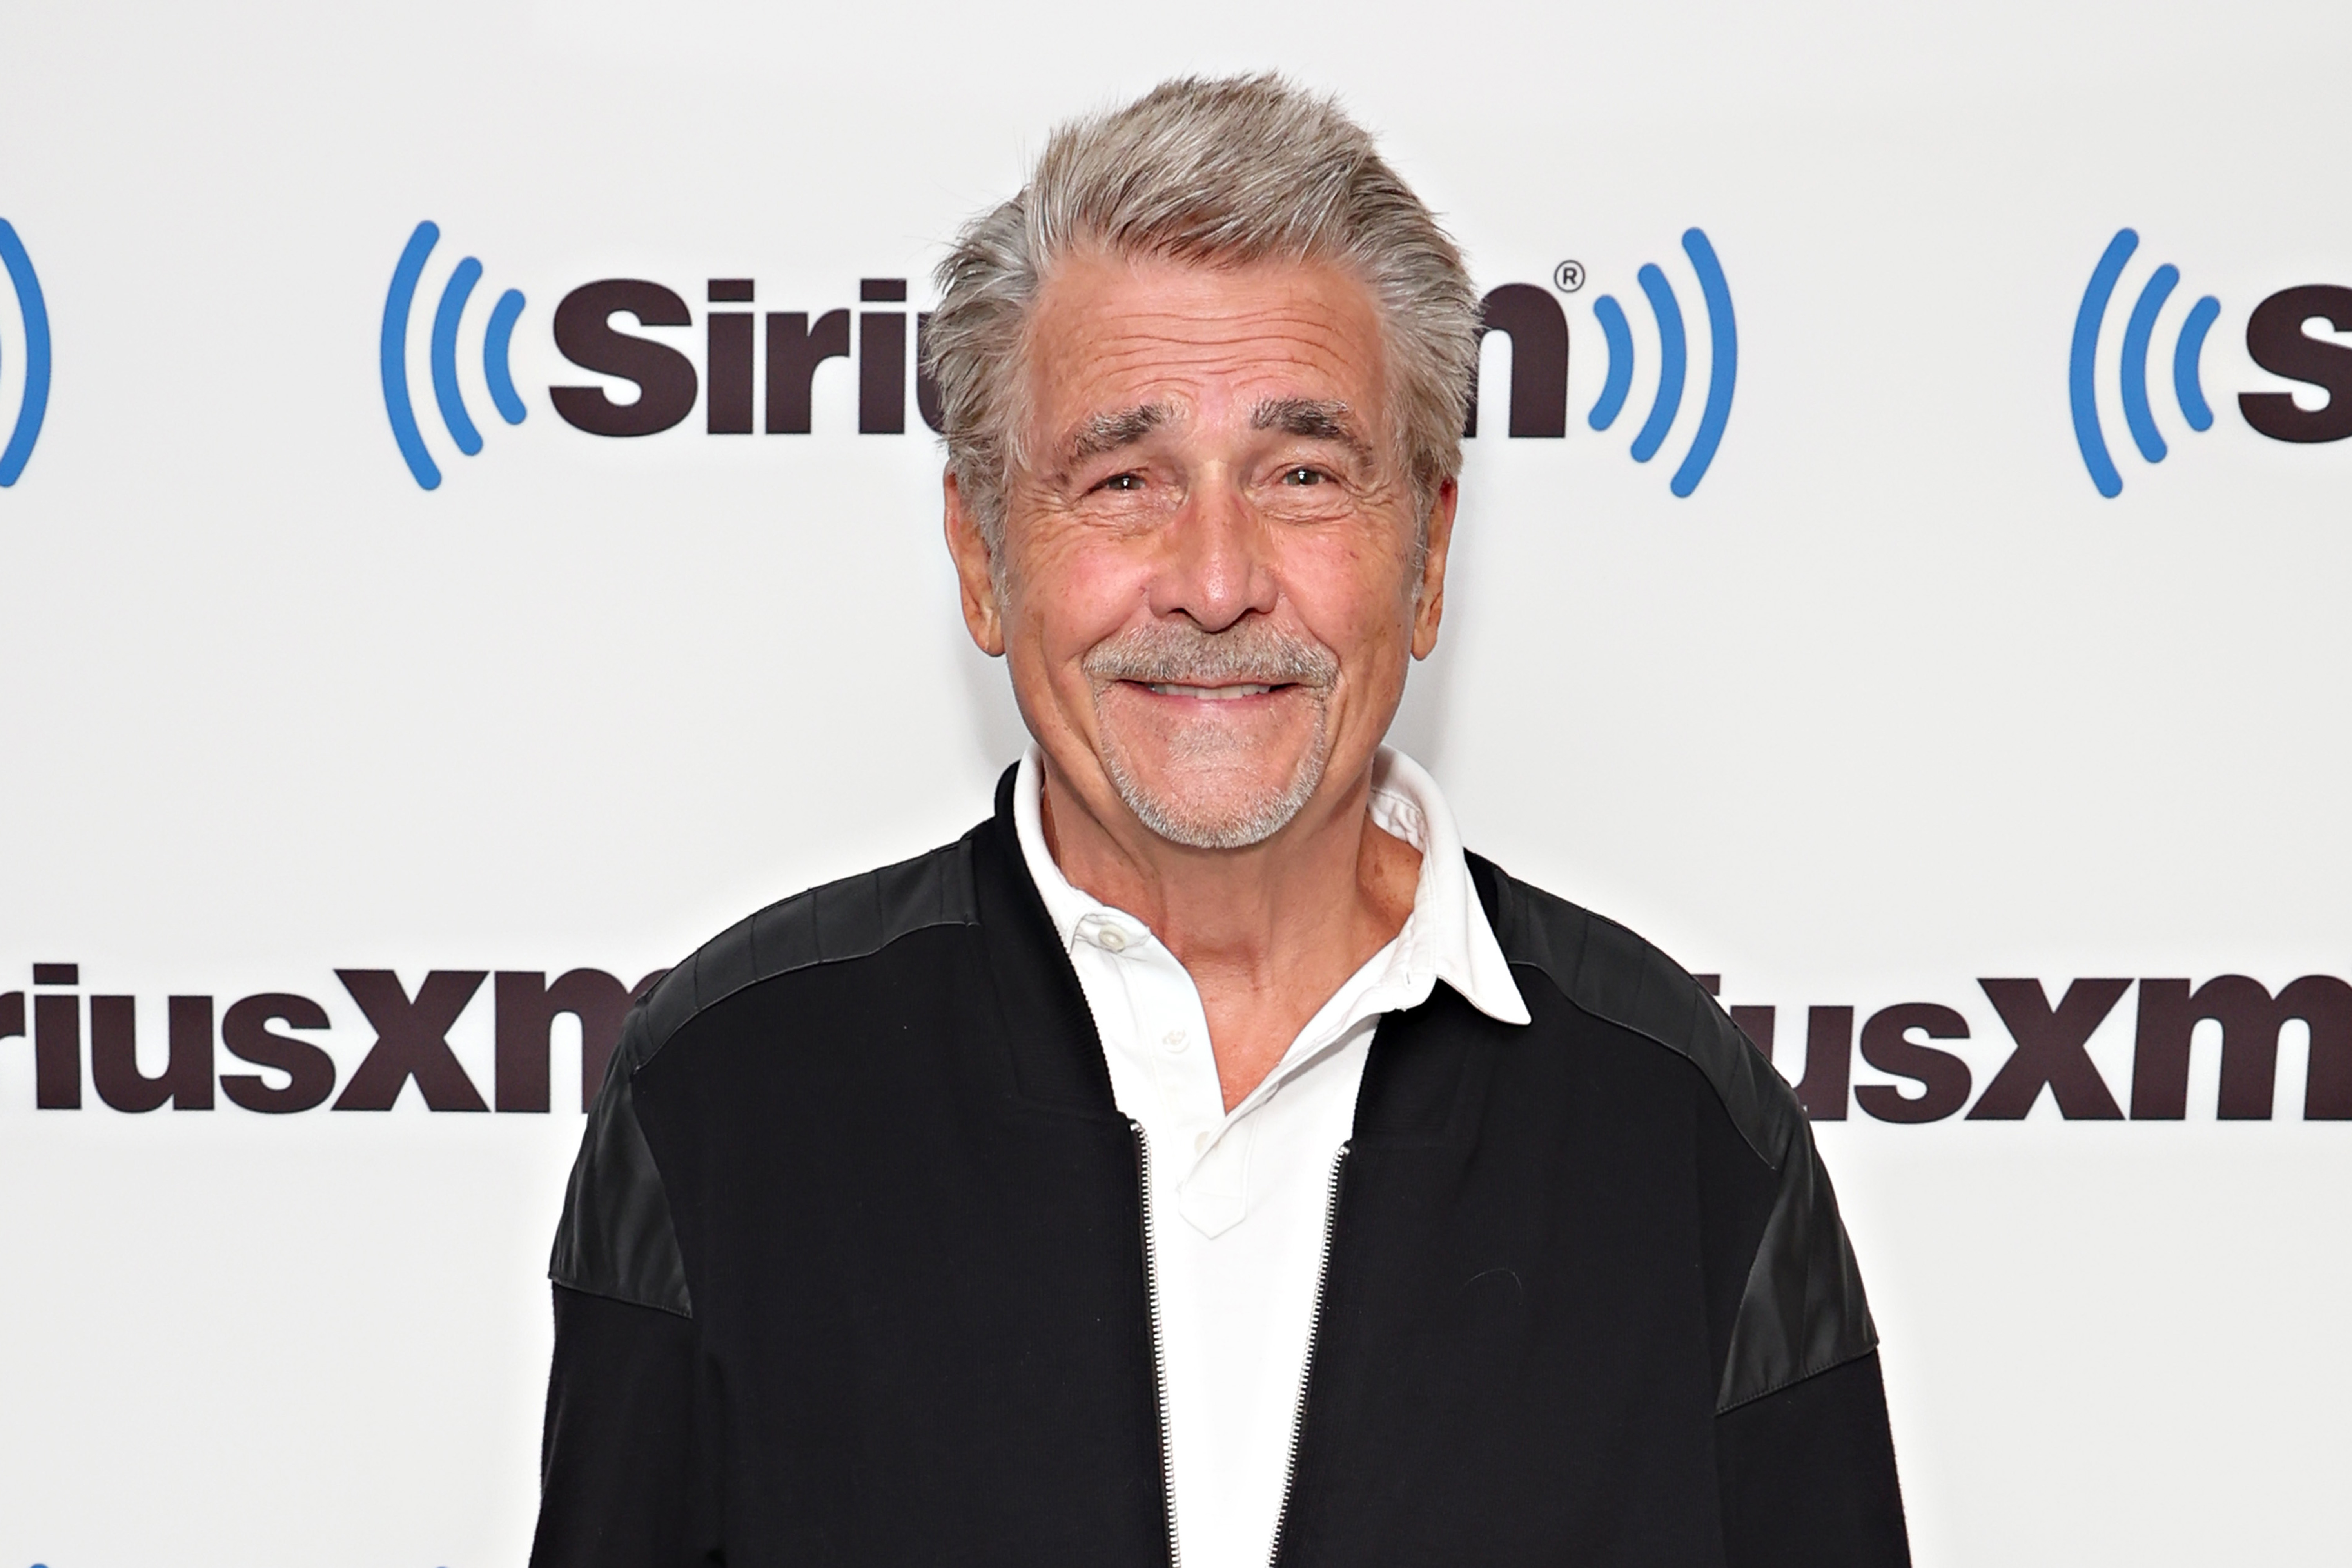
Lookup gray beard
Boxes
[1100,715,1332,850]
[1083,621,1340,850]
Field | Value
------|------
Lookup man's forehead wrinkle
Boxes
[1067,311,1373,366]
[1049,326,1383,426]
[1045,286,1378,360]
[1027,272,1395,478]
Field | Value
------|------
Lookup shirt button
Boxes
[1162,1028,1188,1053]
[1096,926,1128,953]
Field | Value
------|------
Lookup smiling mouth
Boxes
[1136,681,1285,700]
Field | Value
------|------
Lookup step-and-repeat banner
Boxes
[4,2,2348,1564]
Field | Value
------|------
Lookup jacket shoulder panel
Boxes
[547,837,983,1317]
[1480,864,1795,1165]
[1476,859,1876,1409]
[638,835,982,1061]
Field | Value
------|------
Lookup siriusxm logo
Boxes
[0,218,53,488]
[376,218,1737,494]
[2070,226,2352,497]
[379,221,530,490]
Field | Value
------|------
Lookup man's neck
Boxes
[1040,757,1422,1111]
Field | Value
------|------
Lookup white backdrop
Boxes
[4,2,2350,1563]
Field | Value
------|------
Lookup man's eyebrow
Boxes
[1065,403,1172,463]
[1250,397,1374,461]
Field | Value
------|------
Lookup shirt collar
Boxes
[1012,743,1532,1029]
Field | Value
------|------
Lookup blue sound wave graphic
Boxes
[1630,263,1686,465]
[2068,228,2220,498]
[1588,228,1737,497]
[379,220,526,490]
[1590,296,1634,432]
[0,218,53,488]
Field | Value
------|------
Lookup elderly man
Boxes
[531,76,1908,1568]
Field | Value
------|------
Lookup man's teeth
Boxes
[1143,682,1276,700]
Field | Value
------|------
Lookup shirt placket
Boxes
[1078,913,1223,1161]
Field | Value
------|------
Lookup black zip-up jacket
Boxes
[532,771,1910,1567]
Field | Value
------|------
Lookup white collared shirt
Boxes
[1013,744,1530,1568]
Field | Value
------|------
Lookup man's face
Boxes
[948,250,1454,851]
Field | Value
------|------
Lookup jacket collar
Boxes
[970,764,1125,1119]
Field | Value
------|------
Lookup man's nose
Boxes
[1148,471,1279,632]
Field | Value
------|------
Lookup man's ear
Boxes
[943,469,1006,657]
[1410,477,1459,660]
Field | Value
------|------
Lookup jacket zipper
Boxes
[1131,1122,1182,1568]
[1267,1143,1350,1568]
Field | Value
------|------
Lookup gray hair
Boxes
[925,74,1481,554]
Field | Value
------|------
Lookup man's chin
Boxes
[1089,684,1335,849]
[1097,751,1325,851]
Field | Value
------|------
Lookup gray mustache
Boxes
[1083,622,1339,690]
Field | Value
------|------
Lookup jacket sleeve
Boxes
[1711,1108,1911,1567]
[1715,1349,1911,1567]
[530,1285,709,1568]
[530,1000,713,1566]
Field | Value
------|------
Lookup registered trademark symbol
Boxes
[1553,260,1585,294]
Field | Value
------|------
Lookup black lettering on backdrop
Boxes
[32,987,82,1109]
[91,994,215,1111]
[220,993,336,1113]
[1856,1003,1972,1122]
[1464,284,1569,438]
[494,969,641,1113]
[859,279,907,435]
[332,970,489,1112]
[1969,978,2128,1120]
[706,279,756,434]
[766,310,852,434]
[2132,974,2352,1120]
[0,991,26,1105]
[550,280,699,437]
[1795,1005,1855,1121]
[2239,286,2352,444]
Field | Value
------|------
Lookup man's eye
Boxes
[1097,472,1144,493]
[1281,466,1326,485]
